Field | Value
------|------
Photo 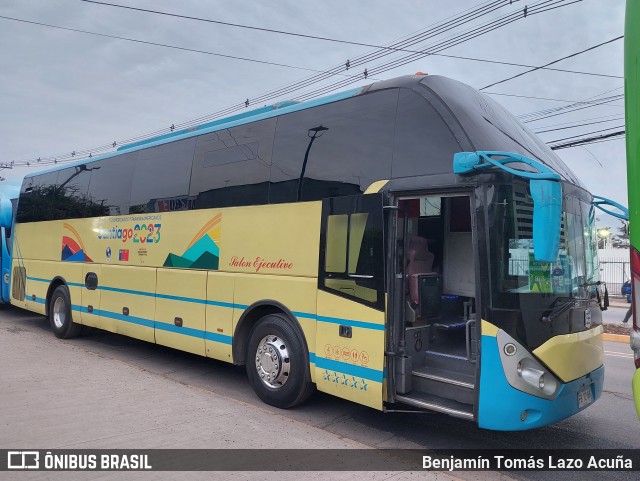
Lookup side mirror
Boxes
[453,151,562,263]
[530,179,562,263]
[0,194,13,228]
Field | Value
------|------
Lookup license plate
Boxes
[578,386,593,409]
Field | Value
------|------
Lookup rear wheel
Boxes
[49,285,81,339]
[246,314,314,408]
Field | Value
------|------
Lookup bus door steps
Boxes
[412,366,475,405]
[395,392,474,420]
[424,350,476,376]
[432,321,466,330]
[425,350,467,361]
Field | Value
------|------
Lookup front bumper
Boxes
[478,333,604,431]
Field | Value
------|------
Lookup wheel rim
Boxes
[254,335,291,388]
[53,296,66,329]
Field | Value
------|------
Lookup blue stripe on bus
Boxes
[156,292,207,304]
[154,321,205,338]
[315,315,384,331]
[292,311,317,320]
[70,304,233,345]
[27,276,51,284]
[26,296,46,305]
[99,309,155,329]
[294,311,384,331]
[27,277,383,331]
[207,300,247,309]
[204,331,233,345]
[99,285,156,297]
[314,356,383,383]
[154,322,232,344]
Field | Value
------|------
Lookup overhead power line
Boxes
[81,0,509,53]
[485,92,580,102]
[480,35,624,90]
[271,1,585,104]
[3,0,585,167]
[427,52,619,78]
[533,113,624,130]
[549,130,626,150]
[518,94,624,123]
[0,0,522,166]
[0,15,355,75]
[534,116,625,134]
[546,124,625,143]
[520,86,625,122]
[162,0,579,121]
[2,10,615,82]
[80,0,618,80]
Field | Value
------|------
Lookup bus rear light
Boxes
[630,247,640,368]
[630,247,640,332]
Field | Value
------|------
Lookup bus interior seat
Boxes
[405,236,438,324]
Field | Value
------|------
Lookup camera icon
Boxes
[7,451,39,469]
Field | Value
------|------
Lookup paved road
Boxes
[602,303,633,328]
[1,305,638,481]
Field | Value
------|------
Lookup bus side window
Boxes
[319,194,384,310]
[325,215,348,273]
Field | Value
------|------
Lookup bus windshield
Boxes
[489,182,598,306]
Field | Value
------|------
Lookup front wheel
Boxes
[49,285,81,339]
[246,314,314,408]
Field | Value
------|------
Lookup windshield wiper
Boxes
[540,298,575,323]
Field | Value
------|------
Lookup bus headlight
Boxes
[498,330,560,399]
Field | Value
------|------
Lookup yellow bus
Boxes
[5,74,605,430]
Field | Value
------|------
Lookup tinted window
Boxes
[16,171,60,222]
[86,155,134,216]
[392,88,462,177]
[58,165,108,219]
[204,142,258,167]
[129,138,196,213]
[190,119,275,209]
[270,90,397,203]
[320,194,385,310]
[421,76,580,185]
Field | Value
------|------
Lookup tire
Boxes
[49,285,81,339]
[246,314,314,409]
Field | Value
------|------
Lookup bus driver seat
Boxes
[405,236,435,322]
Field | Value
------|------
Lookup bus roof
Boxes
[22,73,579,187]
[23,85,368,179]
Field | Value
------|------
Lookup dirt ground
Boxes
[604,323,631,335]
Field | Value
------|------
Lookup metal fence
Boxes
[598,258,630,297]
[506,257,630,297]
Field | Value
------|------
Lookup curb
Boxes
[602,333,630,344]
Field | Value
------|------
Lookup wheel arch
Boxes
[233,300,311,378]
[45,276,69,317]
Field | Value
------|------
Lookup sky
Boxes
[0,0,628,228]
